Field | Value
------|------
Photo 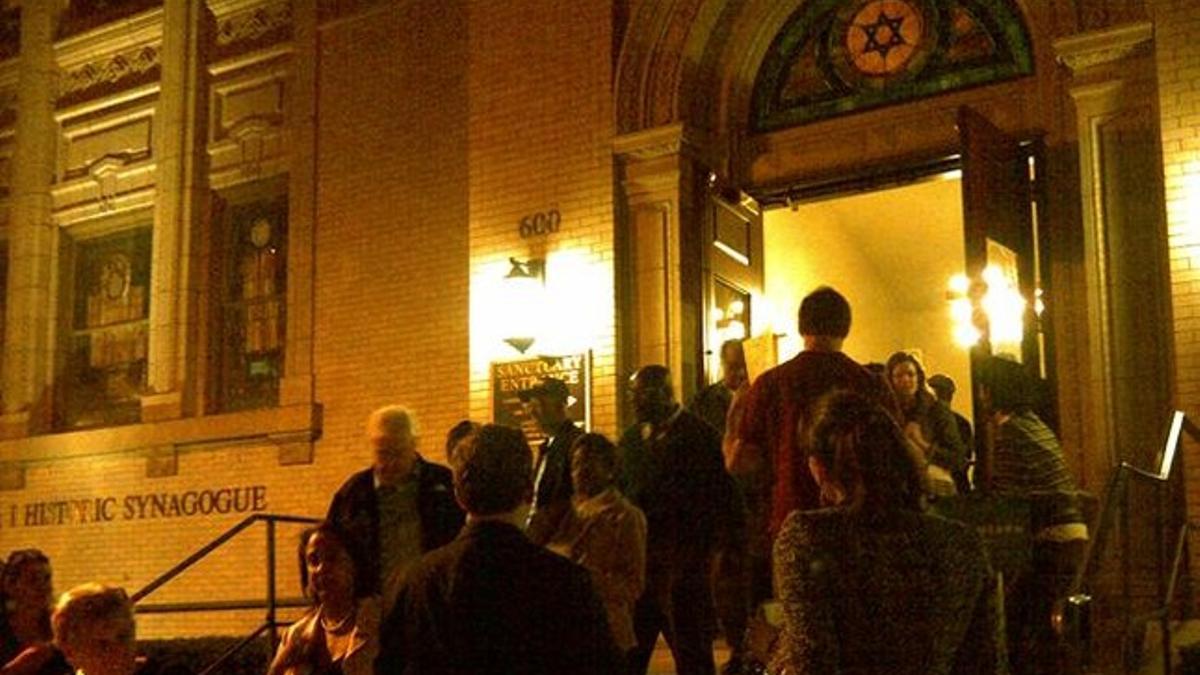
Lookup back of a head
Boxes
[799,286,852,338]
[572,432,619,474]
[980,356,1036,414]
[452,424,533,516]
[808,391,925,513]
[53,583,134,652]
[927,374,955,401]
[445,420,481,461]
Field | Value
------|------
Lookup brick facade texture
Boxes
[1152,0,1200,571]
[466,0,618,435]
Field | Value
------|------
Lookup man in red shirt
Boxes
[730,286,896,542]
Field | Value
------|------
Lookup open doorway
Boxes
[761,173,974,422]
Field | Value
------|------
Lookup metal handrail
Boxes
[131,513,318,604]
[130,512,320,673]
[1061,411,1197,675]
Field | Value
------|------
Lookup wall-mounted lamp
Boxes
[946,265,1031,357]
[503,257,545,354]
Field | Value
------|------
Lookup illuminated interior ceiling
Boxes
[770,176,964,313]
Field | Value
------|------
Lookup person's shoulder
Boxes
[777,508,847,544]
[913,512,990,565]
[334,467,374,495]
[418,458,454,485]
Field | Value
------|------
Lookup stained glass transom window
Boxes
[751,0,1034,131]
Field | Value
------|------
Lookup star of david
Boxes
[859,10,908,61]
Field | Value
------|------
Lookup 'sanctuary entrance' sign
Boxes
[492,352,591,446]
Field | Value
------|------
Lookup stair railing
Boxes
[130,512,320,675]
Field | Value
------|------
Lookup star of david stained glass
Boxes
[833,0,937,87]
[751,0,1034,130]
[847,1,924,75]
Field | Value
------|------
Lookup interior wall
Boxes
[761,177,974,420]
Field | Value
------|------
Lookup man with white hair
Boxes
[327,406,464,605]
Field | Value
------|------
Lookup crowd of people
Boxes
[0,285,1088,675]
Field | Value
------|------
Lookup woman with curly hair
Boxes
[769,391,1003,674]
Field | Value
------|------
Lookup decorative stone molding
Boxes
[1053,22,1153,74]
[55,5,163,109]
[59,44,161,105]
[88,157,128,211]
[613,123,692,161]
[217,1,291,46]
[57,0,162,41]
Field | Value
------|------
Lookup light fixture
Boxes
[503,257,545,354]
[946,264,1029,354]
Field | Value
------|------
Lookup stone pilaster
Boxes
[0,1,61,437]
[1054,23,1172,471]
[280,0,317,407]
[144,0,209,421]
[613,123,705,404]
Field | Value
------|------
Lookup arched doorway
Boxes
[613,0,1180,669]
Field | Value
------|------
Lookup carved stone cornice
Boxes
[58,43,161,108]
[217,2,290,46]
[57,0,162,42]
[210,0,292,60]
[613,123,696,162]
[1053,22,1153,74]
[55,4,163,68]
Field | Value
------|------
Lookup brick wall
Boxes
[1152,0,1200,561]
[466,1,618,435]
[314,0,470,468]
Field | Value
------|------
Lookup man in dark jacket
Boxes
[620,365,731,675]
[326,406,464,606]
[376,424,620,675]
[518,377,583,544]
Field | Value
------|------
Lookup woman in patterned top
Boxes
[769,391,1004,675]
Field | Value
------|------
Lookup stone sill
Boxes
[0,403,322,465]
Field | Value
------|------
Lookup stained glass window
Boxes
[752,0,1033,131]
[211,189,287,413]
[61,229,151,430]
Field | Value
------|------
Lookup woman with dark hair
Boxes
[546,432,647,660]
[769,391,1003,674]
[268,523,379,675]
[1,550,71,675]
[886,351,968,496]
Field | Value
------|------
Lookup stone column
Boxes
[0,1,61,437]
[280,0,317,408]
[1054,23,1172,470]
[144,0,208,421]
[1055,22,1176,631]
[613,123,705,406]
